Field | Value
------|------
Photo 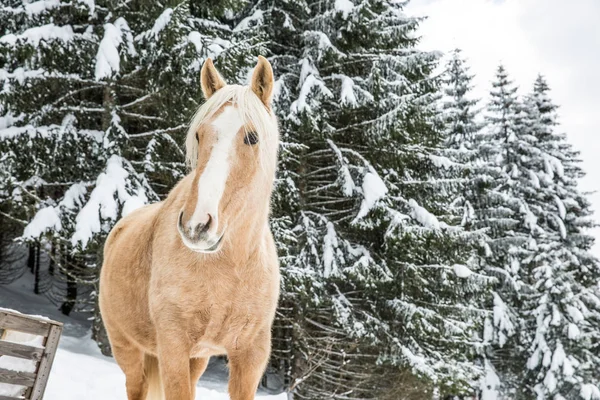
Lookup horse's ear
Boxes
[251,56,274,106]
[201,58,226,99]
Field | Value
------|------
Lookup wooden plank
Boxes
[0,340,44,361]
[29,324,62,400]
[0,367,36,386]
[0,313,49,337]
[0,310,59,325]
[0,395,25,400]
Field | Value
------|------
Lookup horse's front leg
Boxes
[156,329,193,400]
[228,330,271,400]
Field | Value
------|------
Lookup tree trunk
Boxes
[27,243,35,274]
[48,244,55,276]
[60,253,77,316]
[91,240,112,356]
[33,242,41,294]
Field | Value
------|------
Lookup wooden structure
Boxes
[0,309,62,400]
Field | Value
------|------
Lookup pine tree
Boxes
[0,0,261,353]
[518,75,600,399]
[440,50,510,397]
[441,49,481,152]
[473,67,600,399]
[474,65,542,396]
[258,2,491,398]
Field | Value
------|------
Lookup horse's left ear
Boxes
[251,56,274,107]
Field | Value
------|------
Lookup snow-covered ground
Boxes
[0,275,286,400]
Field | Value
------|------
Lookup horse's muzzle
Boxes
[177,211,224,253]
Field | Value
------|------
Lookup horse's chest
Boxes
[152,263,276,356]
[189,302,261,357]
[187,280,271,355]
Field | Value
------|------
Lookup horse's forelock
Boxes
[185,85,278,172]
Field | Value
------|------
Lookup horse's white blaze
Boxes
[188,106,243,234]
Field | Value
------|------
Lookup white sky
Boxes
[406,0,600,255]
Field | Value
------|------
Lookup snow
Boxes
[335,0,354,19]
[543,370,557,392]
[556,215,567,239]
[528,348,540,370]
[322,222,339,277]
[298,58,317,88]
[521,203,538,232]
[549,341,565,372]
[282,13,295,30]
[291,58,333,113]
[0,23,74,47]
[333,74,357,107]
[355,172,388,220]
[483,317,493,343]
[1,0,60,15]
[77,0,95,14]
[0,278,286,400]
[0,124,44,139]
[150,8,173,38]
[408,199,440,229]
[121,189,148,217]
[429,154,454,169]
[401,346,435,379]
[23,0,60,16]
[581,384,600,400]
[327,140,355,196]
[562,356,574,377]
[61,183,88,209]
[0,330,44,397]
[188,31,203,53]
[529,169,540,189]
[0,112,24,130]
[234,9,264,31]
[22,206,62,239]
[480,359,500,400]
[95,18,134,80]
[453,264,473,278]
[41,338,286,400]
[71,156,146,248]
[0,67,45,85]
[567,323,580,339]
[492,292,515,347]
[566,305,584,323]
[136,8,173,40]
[555,195,566,219]
[546,155,564,178]
[292,75,333,113]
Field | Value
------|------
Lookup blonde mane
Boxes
[185,85,279,170]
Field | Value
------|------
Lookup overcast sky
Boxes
[406,0,600,255]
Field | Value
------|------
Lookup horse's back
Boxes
[100,202,163,350]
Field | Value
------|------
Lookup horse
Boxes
[99,56,280,400]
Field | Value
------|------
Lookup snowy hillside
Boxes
[0,277,285,400]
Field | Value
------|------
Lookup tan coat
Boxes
[99,57,280,400]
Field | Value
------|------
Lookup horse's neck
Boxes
[225,217,269,254]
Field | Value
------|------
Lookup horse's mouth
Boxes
[203,233,224,253]
[184,231,224,254]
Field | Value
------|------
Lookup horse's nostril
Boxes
[178,211,185,229]
[196,214,212,234]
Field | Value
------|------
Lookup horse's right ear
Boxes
[201,58,226,99]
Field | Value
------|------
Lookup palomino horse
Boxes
[99,56,280,400]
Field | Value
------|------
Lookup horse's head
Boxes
[177,56,279,253]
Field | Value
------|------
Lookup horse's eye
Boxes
[244,132,259,145]
[195,132,199,142]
